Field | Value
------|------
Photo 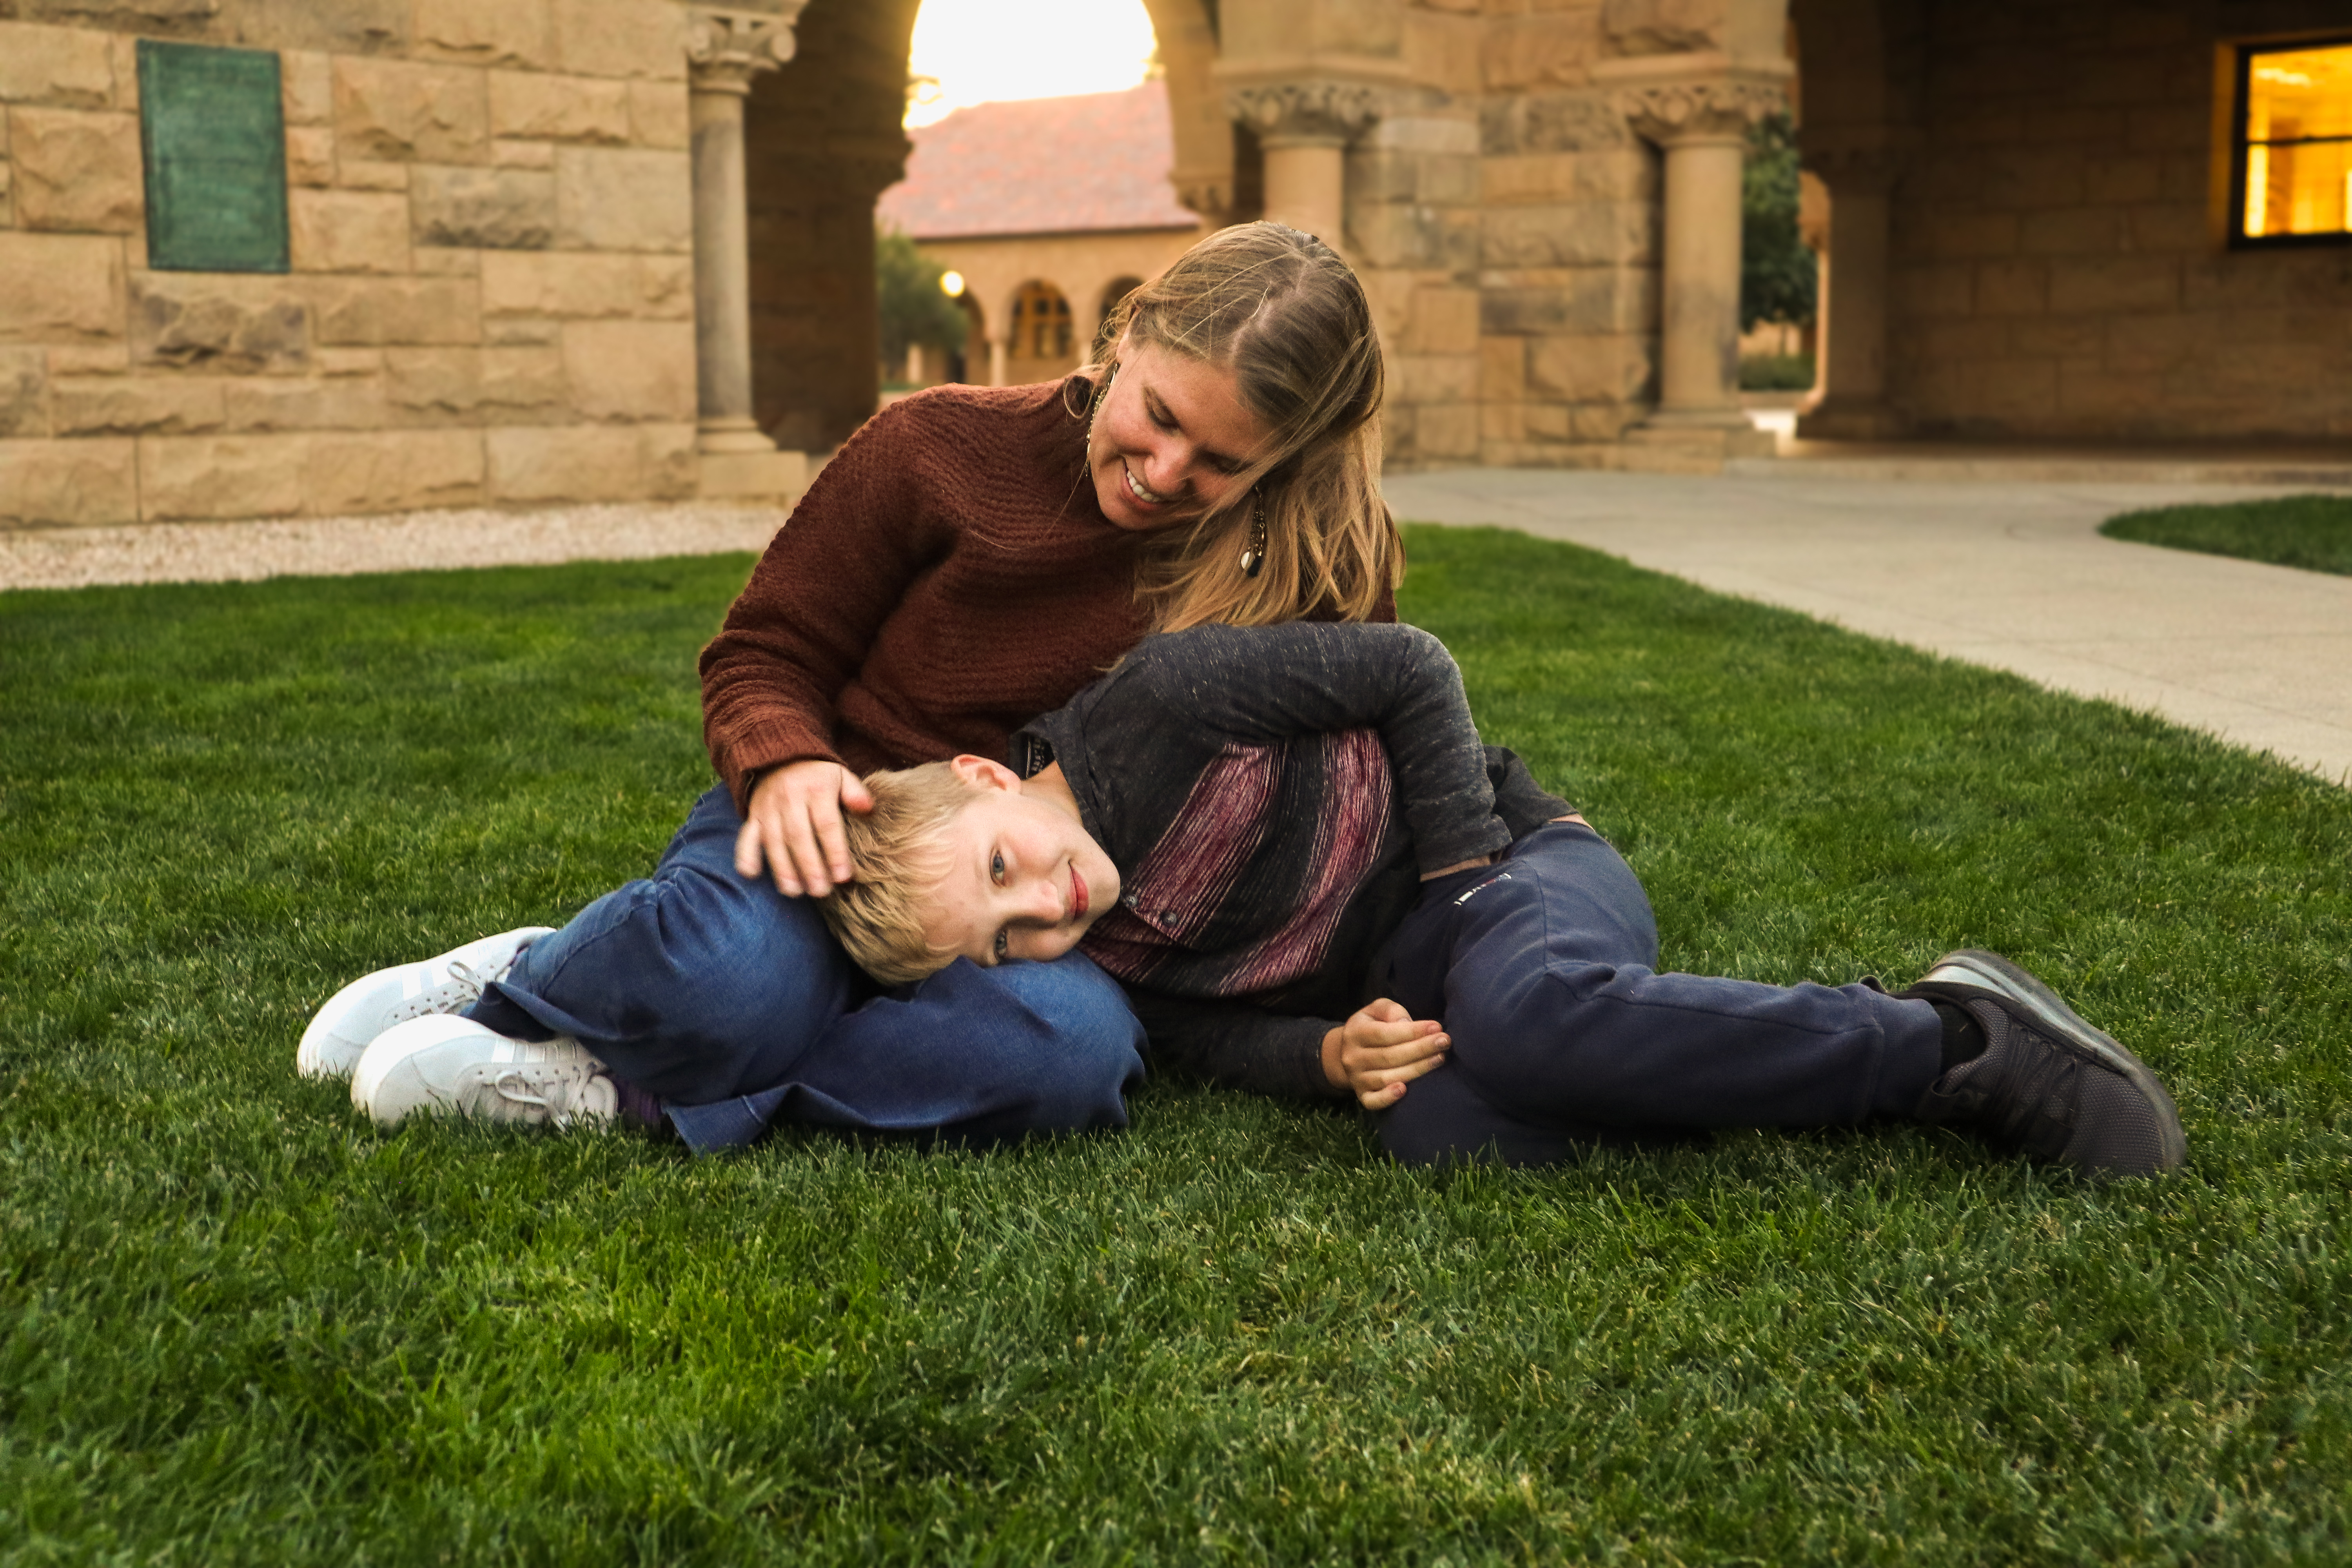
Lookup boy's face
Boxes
[919,759,1120,968]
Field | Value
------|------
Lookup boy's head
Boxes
[818,756,1119,985]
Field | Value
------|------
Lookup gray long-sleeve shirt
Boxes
[1013,622,1572,1100]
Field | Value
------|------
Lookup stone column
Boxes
[1797,134,1908,441]
[685,5,806,478]
[1226,81,1379,250]
[987,333,1008,388]
[1615,78,1787,431]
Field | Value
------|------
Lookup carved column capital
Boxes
[1226,79,1381,149]
[1615,78,1785,147]
[1170,169,1232,227]
[686,4,808,95]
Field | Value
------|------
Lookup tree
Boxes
[1741,111,1817,332]
[876,228,972,368]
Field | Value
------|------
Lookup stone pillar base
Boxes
[1622,424,1780,465]
[699,446,809,502]
[1795,396,1906,441]
[698,415,778,455]
[1639,406,1754,432]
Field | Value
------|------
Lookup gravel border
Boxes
[0,503,791,593]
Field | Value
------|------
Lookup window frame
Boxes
[2226,33,2352,251]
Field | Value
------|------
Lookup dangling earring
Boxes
[1240,491,1267,579]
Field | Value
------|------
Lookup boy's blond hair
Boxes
[817,762,987,985]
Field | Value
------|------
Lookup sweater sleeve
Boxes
[1122,989,1348,1102]
[697,397,947,811]
[1101,623,1510,874]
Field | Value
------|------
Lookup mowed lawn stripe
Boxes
[1,527,2346,1565]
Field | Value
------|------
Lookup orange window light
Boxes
[2241,41,2352,239]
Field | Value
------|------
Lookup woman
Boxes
[305,222,1405,1152]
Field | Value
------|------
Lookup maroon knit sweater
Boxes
[699,376,1395,811]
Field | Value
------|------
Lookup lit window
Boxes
[2232,38,2352,245]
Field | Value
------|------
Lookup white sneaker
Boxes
[350,1014,619,1130]
[297,926,556,1079]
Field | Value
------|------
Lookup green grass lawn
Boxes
[4,526,2349,1565]
[2100,493,2352,577]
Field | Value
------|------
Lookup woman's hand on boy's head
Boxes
[1323,998,1449,1111]
[735,759,875,898]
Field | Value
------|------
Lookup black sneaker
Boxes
[1900,949,2186,1179]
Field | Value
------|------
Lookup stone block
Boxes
[480,250,694,319]
[486,315,561,346]
[1481,15,1594,91]
[0,232,124,343]
[385,344,566,421]
[1403,9,1482,95]
[308,276,482,347]
[48,343,128,375]
[1918,210,2019,259]
[221,375,390,430]
[0,160,12,228]
[489,70,629,143]
[2048,256,2178,314]
[2009,315,2103,358]
[1481,91,1630,157]
[140,433,309,520]
[1484,151,1651,205]
[562,318,693,420]
[554,146,691,251]
[1528,333,1651,403]
[0,22,117,110]
[280,49,332,126]
[1480,334,1526,400]
[333,56,488,165]
[1367,114,1480,158]
[1918,318,2009,362]
[413,245,479,276]
[316,347,382,376]
[1403,287,1479,356]
[2128,204,2208,254]
[285,125,335,186]
[1894,263,1973,318]
[2019,208,2126,256]
[697,446,806,501]
[2101,311,2210,372]
[130,272,310,371]
[0,436,138,525]
[336,159,410,191]
[1481,268,1651,335]
[492,139,556,168]
[1953,358,2058,422]
[290,189,412,274]
[305,428,485,512]
[410,165,555,249]
[1483,201,1651,268]
[1412,401,1480,461]
[0,348,48,437]
[414,0,551,68]
[52,374,225,434]
[2085,155,2162,205]
[487,420,693,503]
[626,81,688,150]
[211,0,412,55]
[1392,354,1478,405]
[1974,260,2047,316]
[550,0,686,81]
[1981,146,2084,210]
[8,107,141,232]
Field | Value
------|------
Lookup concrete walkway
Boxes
[1384,467,2352,787]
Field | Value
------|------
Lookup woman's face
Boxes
[1086,336,1275,533]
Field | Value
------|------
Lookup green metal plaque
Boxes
[138,40,290,274]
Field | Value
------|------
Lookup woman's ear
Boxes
[948,755,1021,791]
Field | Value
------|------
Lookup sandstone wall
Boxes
[0,0,700,528]
[1887,0,2352,441]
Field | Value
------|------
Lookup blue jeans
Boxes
[467,784,1146,1154]
[1368,823,1945,1167]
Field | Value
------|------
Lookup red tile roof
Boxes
[877,82,1201,241]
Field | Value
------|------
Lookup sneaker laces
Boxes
[492,1063,606,1127]
[390,957,505,1023]
[1952,1009,2083,1158]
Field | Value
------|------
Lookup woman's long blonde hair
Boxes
[1084,221,1401,631]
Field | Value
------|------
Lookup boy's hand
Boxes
[1323,998,1450,1111]
[735,759,875,897]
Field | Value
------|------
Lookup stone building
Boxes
[876,82,1205,390]
[2,0,2347,528]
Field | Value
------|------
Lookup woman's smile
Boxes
[1088,336,1274,532]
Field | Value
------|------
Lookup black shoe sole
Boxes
[1918,948,2188,1172]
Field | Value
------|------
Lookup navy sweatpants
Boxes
[1366,822,1945,1167]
